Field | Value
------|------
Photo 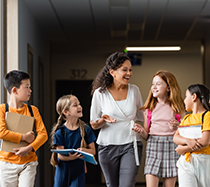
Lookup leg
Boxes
[162,177,177,187]
[178,168,198,187]
[119,142,142,187]
[0,161,19,187]
[18,161,38,187]
[189,154,210,187]
[146,174,159,187]
[98,145,120,187]
[177,156,198,187]
[70,172,85,187]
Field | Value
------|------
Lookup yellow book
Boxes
[0,112,34,153]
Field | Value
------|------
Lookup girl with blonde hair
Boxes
[50,94,96,187]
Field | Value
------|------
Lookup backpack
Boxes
[147,109,181,128]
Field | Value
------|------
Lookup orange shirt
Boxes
[0,103,48,164]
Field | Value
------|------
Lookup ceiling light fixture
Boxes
[125,46,181,52]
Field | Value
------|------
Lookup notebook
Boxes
[0,112,34,153]
[51,149,98,165]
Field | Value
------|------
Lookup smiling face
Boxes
[15,79,32,102]
[65,96,83,118]
[110,60,132,85]
[151,75,169,100]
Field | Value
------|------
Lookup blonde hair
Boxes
[142,70,185,114]
[50,94,87,167]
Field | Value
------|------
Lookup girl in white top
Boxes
[133,70,185,187]
[90,52,144,187]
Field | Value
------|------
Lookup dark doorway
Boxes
[56,80,101,185]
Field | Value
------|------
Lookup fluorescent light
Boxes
[125,46,181,52]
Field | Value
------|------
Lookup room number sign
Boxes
[69,69,87,79]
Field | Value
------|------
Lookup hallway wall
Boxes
[18,1,51,186]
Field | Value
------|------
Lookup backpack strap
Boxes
[5,103,9,112]
[175,114,181,123]
[202,110,208,124]
[27,104,34,117]
[60,126,65,137]
[183,111,207,124]
[147,110,152,128]
[5,103,34,117]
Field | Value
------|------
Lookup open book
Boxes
[51,149,98,165]
[0,112,34,152]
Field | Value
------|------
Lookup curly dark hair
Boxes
[91,52,131,95]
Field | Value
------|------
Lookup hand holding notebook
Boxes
[0,112,34,153]
[51,148,98,165]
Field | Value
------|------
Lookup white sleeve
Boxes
[134,86,144,122]
[90,89,102,122]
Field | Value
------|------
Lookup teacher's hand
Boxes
[102,115,116,123]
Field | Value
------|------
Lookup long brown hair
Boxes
[142,70,185,114]
[50,94,87,167]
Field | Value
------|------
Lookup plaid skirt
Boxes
[144,135,179,178]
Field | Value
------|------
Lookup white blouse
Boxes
[90,84,144,145]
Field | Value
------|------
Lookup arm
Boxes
[168,112,186,130]
[57,145,84,161]
[173,129,206,155]
[13,145,33,157]
[168,119,180,130]
[90,90,106,130]
[132,111,148,140]
[90,114,116,130]
[0,105,22,143]
[14,107,48,156]
[14,129,36,157]
[132,123,148,140]
[90,118,106,130]
[29,106,48,151]
[196,131,210,147]
[78,142,96,155]
[174,131,210,155]
[21,131,35,143]
[143,110,149,134]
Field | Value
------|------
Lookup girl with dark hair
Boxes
[133,70,185,187]
[50,94,96,187]
[174,84,210,187]
[90,52,144,187]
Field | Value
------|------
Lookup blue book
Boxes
[51,149,98,165]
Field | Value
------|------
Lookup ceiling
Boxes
[23,0,210,48]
